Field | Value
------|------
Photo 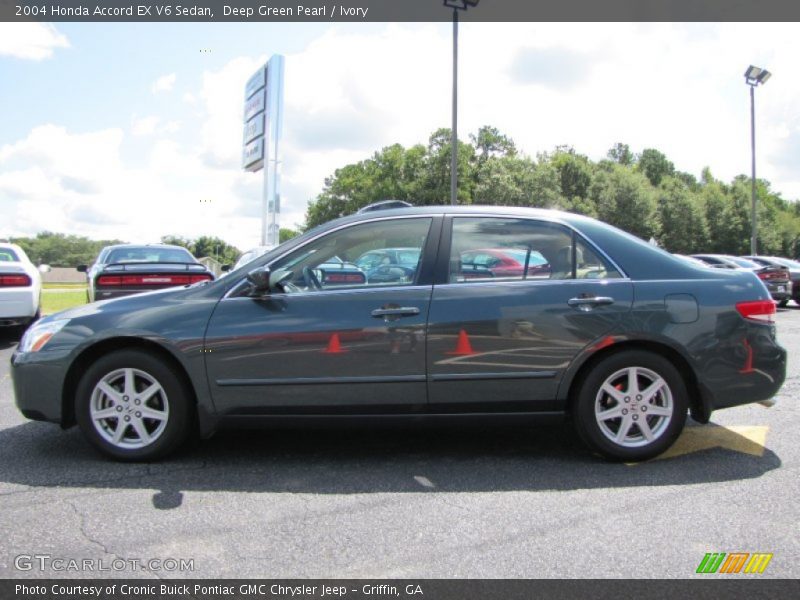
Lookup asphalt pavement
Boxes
[0,309,798,579]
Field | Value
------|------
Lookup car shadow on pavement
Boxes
[0,329,20,351]
[0,419,781,509]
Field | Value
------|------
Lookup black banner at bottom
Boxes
[2,579,799,600]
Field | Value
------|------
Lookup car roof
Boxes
[103,244,191,250]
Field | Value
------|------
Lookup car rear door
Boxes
[426,215,634,412]
[204,215,441,416]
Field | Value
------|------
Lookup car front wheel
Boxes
[573,350,688,461]
[75,349,193,461]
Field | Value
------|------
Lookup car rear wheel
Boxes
[573,350,688,461]
[75,349,193,461]
[777,299,789,308]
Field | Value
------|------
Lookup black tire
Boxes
[572,350,688,462]
[75,349,194,461]
[777,299,789,308]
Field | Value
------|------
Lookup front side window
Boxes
[448,217,621,283]
[270,218,432,293]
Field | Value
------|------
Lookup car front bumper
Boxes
[10,349,70,424]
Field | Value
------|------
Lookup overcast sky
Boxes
[1,22,798,251]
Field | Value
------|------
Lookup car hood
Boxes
[41,282,218,325]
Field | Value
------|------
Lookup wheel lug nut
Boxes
[124,416,131,422]
[624,397,630,403]
[622,409,628,415]
[135,412,141,418]
[632,414,638,421]
[134,399,140,405]
[636,395,642,401]
[642,406,647,412]
[123,396,129,401]
[116,406,123,412]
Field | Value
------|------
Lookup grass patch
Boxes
[42,289,87,315]
[43,282,87,290]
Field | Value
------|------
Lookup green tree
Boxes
[590,165,660,241]
[159,235,241,265]
[279,228,299,243]
[13,232,125,267]
[607,143,634,166]
[637,148,675,187]
[655,177,708,253]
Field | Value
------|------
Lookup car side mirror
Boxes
[247,266,271,292]
[38,264,51,273]
[221,264,232,272]
[76,265,88,273]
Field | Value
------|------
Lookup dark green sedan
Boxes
[12,206,786,462]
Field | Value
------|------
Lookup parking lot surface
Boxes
[1,309,798,579]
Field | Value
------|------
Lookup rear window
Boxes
[0,248,20,262]
[106,247,195,264]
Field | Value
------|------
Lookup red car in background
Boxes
[459,248,550,280]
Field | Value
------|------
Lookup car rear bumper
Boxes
[764,280,792,301]
[10,349,69,424]
[702,322,786,411]
[0,290,38,323]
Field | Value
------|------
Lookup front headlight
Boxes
[18,319,69,353]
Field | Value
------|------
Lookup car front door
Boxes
[204,216,440,416]
[426,216,634,412]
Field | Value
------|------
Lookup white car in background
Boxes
[229,245,275,272]
[0,243,46,332]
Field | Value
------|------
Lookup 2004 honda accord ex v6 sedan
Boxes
[12,206,786,462]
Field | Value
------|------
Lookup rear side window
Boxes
[448,217,621,283]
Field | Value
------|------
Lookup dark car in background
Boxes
[692,253,791,306]
[78,244,214,302]
[744,256,800,307]
[13,206,785,463]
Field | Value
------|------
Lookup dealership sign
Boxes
[242,55,285,246]
[242,66,267,171]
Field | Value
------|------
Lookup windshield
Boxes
[770,257,800,269]
[728,257,759,269]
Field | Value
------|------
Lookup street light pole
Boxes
[444,1,479,206]
[450,7,458,206]
[749,84,757,257]
[744,65,771,256]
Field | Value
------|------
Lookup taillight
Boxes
[757,271,783,281]
[97,274,212,286]
[736,300,776,322]
[0,274,32,287]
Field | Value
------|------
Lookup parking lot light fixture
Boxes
[744,64,771,256]
[444,0,480,205]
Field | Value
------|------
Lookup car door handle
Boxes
[567,296,615,308]
[371,307,420,318]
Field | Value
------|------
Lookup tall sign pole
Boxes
[243,55,284,246]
